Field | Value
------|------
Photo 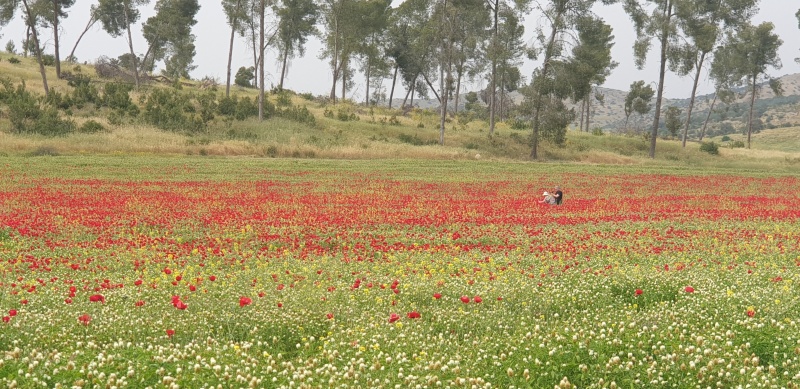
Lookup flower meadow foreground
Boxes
[1,159,800,388]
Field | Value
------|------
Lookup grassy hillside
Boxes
[0,51,798,172]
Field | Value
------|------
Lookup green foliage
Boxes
[234,66,254,88]
[592,128,604,136]
[7,57,20,64]
[664,106,682,138]
[276,105,315,126]
[275,91,292,107]
[699,141,720,155]
[102,82,137,115]
[720,135,731,141]
[729,140,745,148]
[68,74,100,107]
[5,40,16,54]
[41,54,56,67]
[0,79,75,136]
[78,120,109,134]
[398,133,436,146]
[217,95,259,121]
[141,88,203,133]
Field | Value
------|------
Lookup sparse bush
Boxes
[398,133,435,146]
[5,40,16,54]
[275,91,292,107]
[729,140,745,148]
[1,78,75,136]
[509,118,529,131]
[298,92,314,101]
[336,109,358,122]
[276,105,315,126]
[142,88,203,133]
[41,54,56,67]
[102,82,137,115]
[720,135,731,142]
[592,128,604,136]
[78,120,108,134]
[700,141,719,155]
[7,57,20,64]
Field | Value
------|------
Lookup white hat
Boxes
[543,191,549,196]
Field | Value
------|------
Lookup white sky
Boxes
[1,0,798,100]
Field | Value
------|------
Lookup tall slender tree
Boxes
[623,80,654,130]
[486,0,529,135]
[623,0,679,158]
[40,0,77,78]
[97,0,151,89]
[718,22,783,149]
[672,0,757,148]
[223,0,246,97]
[141,0,200,80]
[67,4,99,62]
[274,0,318,91]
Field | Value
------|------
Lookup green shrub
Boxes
[102,82,136,115]
[275,91,292,107]
[398,133,436,146]
[729,140,745,148]
[276,105,315,126]
[78,120,108,134]
[591,128,604,136]
[142,88,203,133]
[699,141,719,155]
[336,109,358,122]
[509,118,529,131]
[298,92,314,101]
[41,54,56,67]
[68,74,99,106]
[7,57,20,64]
[1,78,75,136]
[720,135,731,142]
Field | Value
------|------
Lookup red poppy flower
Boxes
[277,302,283,308]
[89,294,105,303]
[684,286,695,293]
[78,314,91,326]
[473,296,483,303]
[2,316,9,323]
[277,284,285,291]
[134,279,143,286]
[64,298,72,304]
[388,313,400,323]
[407,311,421,319]
[635,289,643,296]
[433,293,442,300]
[8,309,17,317]
[135,300,145,307]
[460,295,470,303]
[163,268,172,275]
[746,308,755,317]
[239,296,252,307]
[326,313,334,320]
[175,301,188,310]
[497,297,503,301]
[166,329,175,337]
[392,288,399,294]
[209,275,216,282]
[258,291,265,298]
[188,285,196,292]
[20,299,28,305]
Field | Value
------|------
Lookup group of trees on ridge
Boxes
[0,0,799,158]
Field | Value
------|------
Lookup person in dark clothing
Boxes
[553,186,563,205]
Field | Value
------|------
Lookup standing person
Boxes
[553,186,563,205]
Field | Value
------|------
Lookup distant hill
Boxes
[403,73,800,134]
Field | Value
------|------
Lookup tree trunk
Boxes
[22,0,49,97]
[225,0,242,97]
[341,63,346,101]
[682,50,707,148]
[578,99,585,131]
[439,61,447,145]
[454,67,462,115]
[279,46,289,91]
[489,0,498,135]
[123,4,141,89]
[329,16,339,103]
[699,91,717,141]
[52,0,62,78]
[68,14,98,62]
[585,94,591,132]
[648,1,673,158]
[747,75,757,149]
[389,65,398,109]
[258,0,265,121]
[530,13,561,159]
[421,72,441,103]
[365,56,371,105]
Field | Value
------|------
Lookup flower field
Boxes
[1,158,799,388]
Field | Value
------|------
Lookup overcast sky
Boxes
[1,0,798,100]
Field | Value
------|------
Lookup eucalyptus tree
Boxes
[353,0,391,105]
[623,80,654,130]
[671,0,757,148]
[0,0,49,95]
[97,0,151,89]
[38,0,76,78]
[385,0,434,109]
[523,0,615,159]
[493,7,525,121]
[569,16,616,134]
[485,0,529,134]
[622,0,679,158]
[717,22,783,149]
[450,0,490,115]
[141,0,200,80]
[222,0,248,96]
[274,0,318,91]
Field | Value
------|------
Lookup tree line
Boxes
[0,0,799,157]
